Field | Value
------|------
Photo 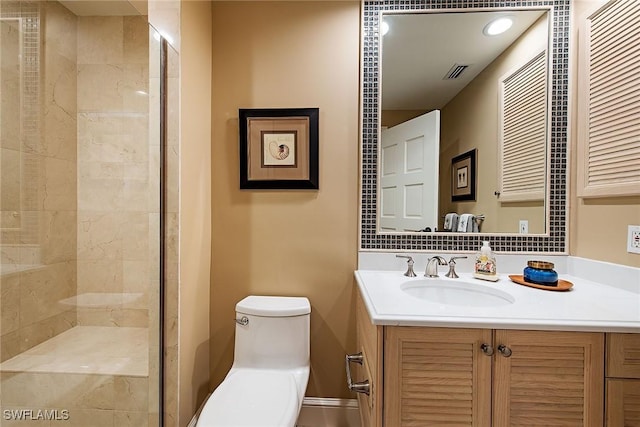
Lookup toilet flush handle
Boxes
[235,316,249,326]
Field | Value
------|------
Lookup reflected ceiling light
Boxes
[381,20,389,36]
[483,17,513,36]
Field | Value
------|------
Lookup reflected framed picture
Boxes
[239,108,319,189]
[451,149,476,201]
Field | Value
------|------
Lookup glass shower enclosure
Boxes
[0,1,163,424]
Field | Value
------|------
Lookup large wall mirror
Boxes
[360,0,570,253]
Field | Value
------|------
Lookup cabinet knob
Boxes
[497,344,512,357]
[480,343,494,356]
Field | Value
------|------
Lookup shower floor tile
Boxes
[0,326,148,376]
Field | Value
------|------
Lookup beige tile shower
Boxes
[0,1,162,425]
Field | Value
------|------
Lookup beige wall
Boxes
[382,109,428,128]
[438,16,548,234]
[191,0,640,416]
[179,1,212,425]
[569,0,640,268]
[211,1,360,399]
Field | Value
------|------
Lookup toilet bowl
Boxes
[196,296,311,427]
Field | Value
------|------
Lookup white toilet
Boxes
[196,295,311,427]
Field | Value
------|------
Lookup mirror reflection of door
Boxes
[380,110,440,232]
[381,10,549,234]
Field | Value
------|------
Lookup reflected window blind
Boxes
[499,51,547,202]
[579,0,640,197]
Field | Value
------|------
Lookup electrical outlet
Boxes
[519,220,528,234]
[628,225,640,254]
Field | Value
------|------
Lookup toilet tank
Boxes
[233,296,310,370]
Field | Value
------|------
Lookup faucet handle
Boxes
[445,256,467,278]
[396,255,417,277]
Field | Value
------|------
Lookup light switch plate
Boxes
[628,225,640,254]
[519,220,528,234]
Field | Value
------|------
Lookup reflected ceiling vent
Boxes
[443,64,470,80]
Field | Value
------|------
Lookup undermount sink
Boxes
[400,279,515,307]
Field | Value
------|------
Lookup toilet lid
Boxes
[236,296,310,317]
[197,370,300,427]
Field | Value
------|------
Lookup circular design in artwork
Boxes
[269,141,290,160]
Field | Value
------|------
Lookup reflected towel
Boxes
[471,216,479,233]
[457,214,474,232]
[443,213,459,231]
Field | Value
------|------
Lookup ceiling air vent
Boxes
[443,64,470,80]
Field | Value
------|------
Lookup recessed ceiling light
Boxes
[381,21,389,36]
[484,17,513,36]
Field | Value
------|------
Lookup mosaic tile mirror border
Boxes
[360,0,570,253]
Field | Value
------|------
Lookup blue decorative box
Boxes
[524,261,558,286]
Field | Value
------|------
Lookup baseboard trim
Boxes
[187,396,361,427]
[297,397,360,427]
[302,397,359,408]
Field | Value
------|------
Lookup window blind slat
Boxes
[589,120,640,141]
[590,56,640,91]
[590,0,637,27]
[590,1,639,34]
[590,139,639,155]
[590,86,640,112]
[590,143,640,161]
[590,10,640,53]
[589,25,640,65]
[591,99,640,122]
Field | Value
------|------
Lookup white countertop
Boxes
[355,269,640,333]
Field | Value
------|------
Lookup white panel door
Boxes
[380,110,440,232]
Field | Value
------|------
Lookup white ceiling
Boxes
[381,10,547,111]
[58,0,146,16]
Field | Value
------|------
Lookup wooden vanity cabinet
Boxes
[355,295,606,426]
[606,333,640,426]
[492,330,604,426]
[355,293,383,427]
[384,326,492,426]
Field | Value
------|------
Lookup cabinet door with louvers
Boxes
[383,327,492,426]
[498,50,548,202]
[577,0,640,197]
[492,330,604,427]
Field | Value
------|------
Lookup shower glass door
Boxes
[0,1,161,424]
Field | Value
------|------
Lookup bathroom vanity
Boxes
[353,0,640,424]
[351,270,640,427]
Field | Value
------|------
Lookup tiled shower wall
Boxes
[1,1,152,355]
[0,1,78,362]
[75,14,150,327]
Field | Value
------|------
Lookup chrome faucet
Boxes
[396,255,417,277]
[445,256,468,278]
[425,256,447,277]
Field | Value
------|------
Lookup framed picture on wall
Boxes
[239,108,319,189]
[451,149,476,201]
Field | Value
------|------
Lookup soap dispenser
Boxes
[473,241,499,282]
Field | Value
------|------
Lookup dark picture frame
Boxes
[239,108,319,189]
[451,149,476,202]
